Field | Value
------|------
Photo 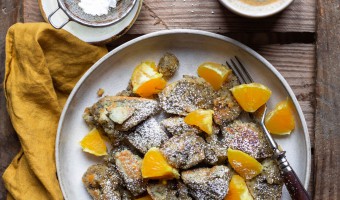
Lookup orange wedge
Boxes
[80,128,107,156]
[197,62,232,90]
[230,83,271,112]
[135,195,153,200]
[225,175,253,200]
[131,61,167,97]
[142,147,180,179]
[228,148,263,180]
[184,109,214,135]
[265,98,295,135]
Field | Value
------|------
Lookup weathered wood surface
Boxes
[0,0,23,199]
[315,0,340,199]
[24,0,315,33]
[0,0,323,199]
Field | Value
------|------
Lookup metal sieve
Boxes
[48,0,136,29]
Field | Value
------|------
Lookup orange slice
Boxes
[228,148,263,180]
[131,61,167,97]
[142,147,180,179]
[197,62,232,90]
[225,175,253,200]
[265,98,295,135]
[80,128,107,156]
[135,195,153,200]
[230,83,271,112]
[184,109,214,135]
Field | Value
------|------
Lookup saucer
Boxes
[39,0,142,44]
[219,0,293,18]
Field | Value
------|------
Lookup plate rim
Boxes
[56,29,311,199]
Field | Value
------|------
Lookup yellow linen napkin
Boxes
[2,23,108,200]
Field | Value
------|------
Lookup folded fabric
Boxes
[2,23,108,200]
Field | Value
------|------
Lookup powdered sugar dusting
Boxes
[78,0,118,16]
[181,165,232,200]
[127,117,169,154]
[159,76,216,116]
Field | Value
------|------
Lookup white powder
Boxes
[78,0,117,16]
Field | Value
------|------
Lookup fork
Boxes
[226,57,311,200]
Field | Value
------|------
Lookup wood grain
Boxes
[23,0,43,22]
[2,0,319,198]
[0,0,23,199]
[315,0,340,199]
[24,0,315,33]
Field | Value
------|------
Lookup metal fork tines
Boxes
[226,57,279,151]
[226,56,311,200]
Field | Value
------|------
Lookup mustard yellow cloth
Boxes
[3,23,108,200]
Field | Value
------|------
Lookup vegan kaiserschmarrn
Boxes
[80,53,284,200]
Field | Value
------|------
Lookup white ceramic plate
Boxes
[39,0,142,43]
[56,29,311,200]
[219,0,294,18]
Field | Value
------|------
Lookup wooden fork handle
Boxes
[281,169,311,200]
[276,152,311,200]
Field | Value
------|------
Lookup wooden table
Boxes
[0,0,339,199]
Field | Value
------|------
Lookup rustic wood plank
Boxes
[107,32,315,48]
[24,0,315,33]
[23,0,43,22]
[133,0,315,33]
[0,0,23,199]
[315,0,340,199]
[8,0,318,197]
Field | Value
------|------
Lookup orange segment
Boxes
[230,83,271,112]
[131,61,167,97]
[265,98,295,135]
[197,62,232,90]
[135,195,153,200]
[135,78,167,98]
[225,175,253,200]
[142,147,180,179]
[80,128,107,156]
[184,109,214,135]
[228,148,263,180]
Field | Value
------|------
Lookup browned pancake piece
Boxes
[83,106,129,146]
[108,147,147,196]
[261,159,283,185]
[127,117,169,154]
[205,133,228,165]
[160,117,202,136]
[213,72,242,125]
[83,107,97,128]
[85,96,159,134]
[160,132,206,169]
[82,163,132,200]
[246,174,283,200]
[181,165,232,200]
[147,180,192,200]
[222,120,272,159]
[158,76,216,116]
[214,71,241,125]
[213,90,242,126]
[158,52,180,79]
